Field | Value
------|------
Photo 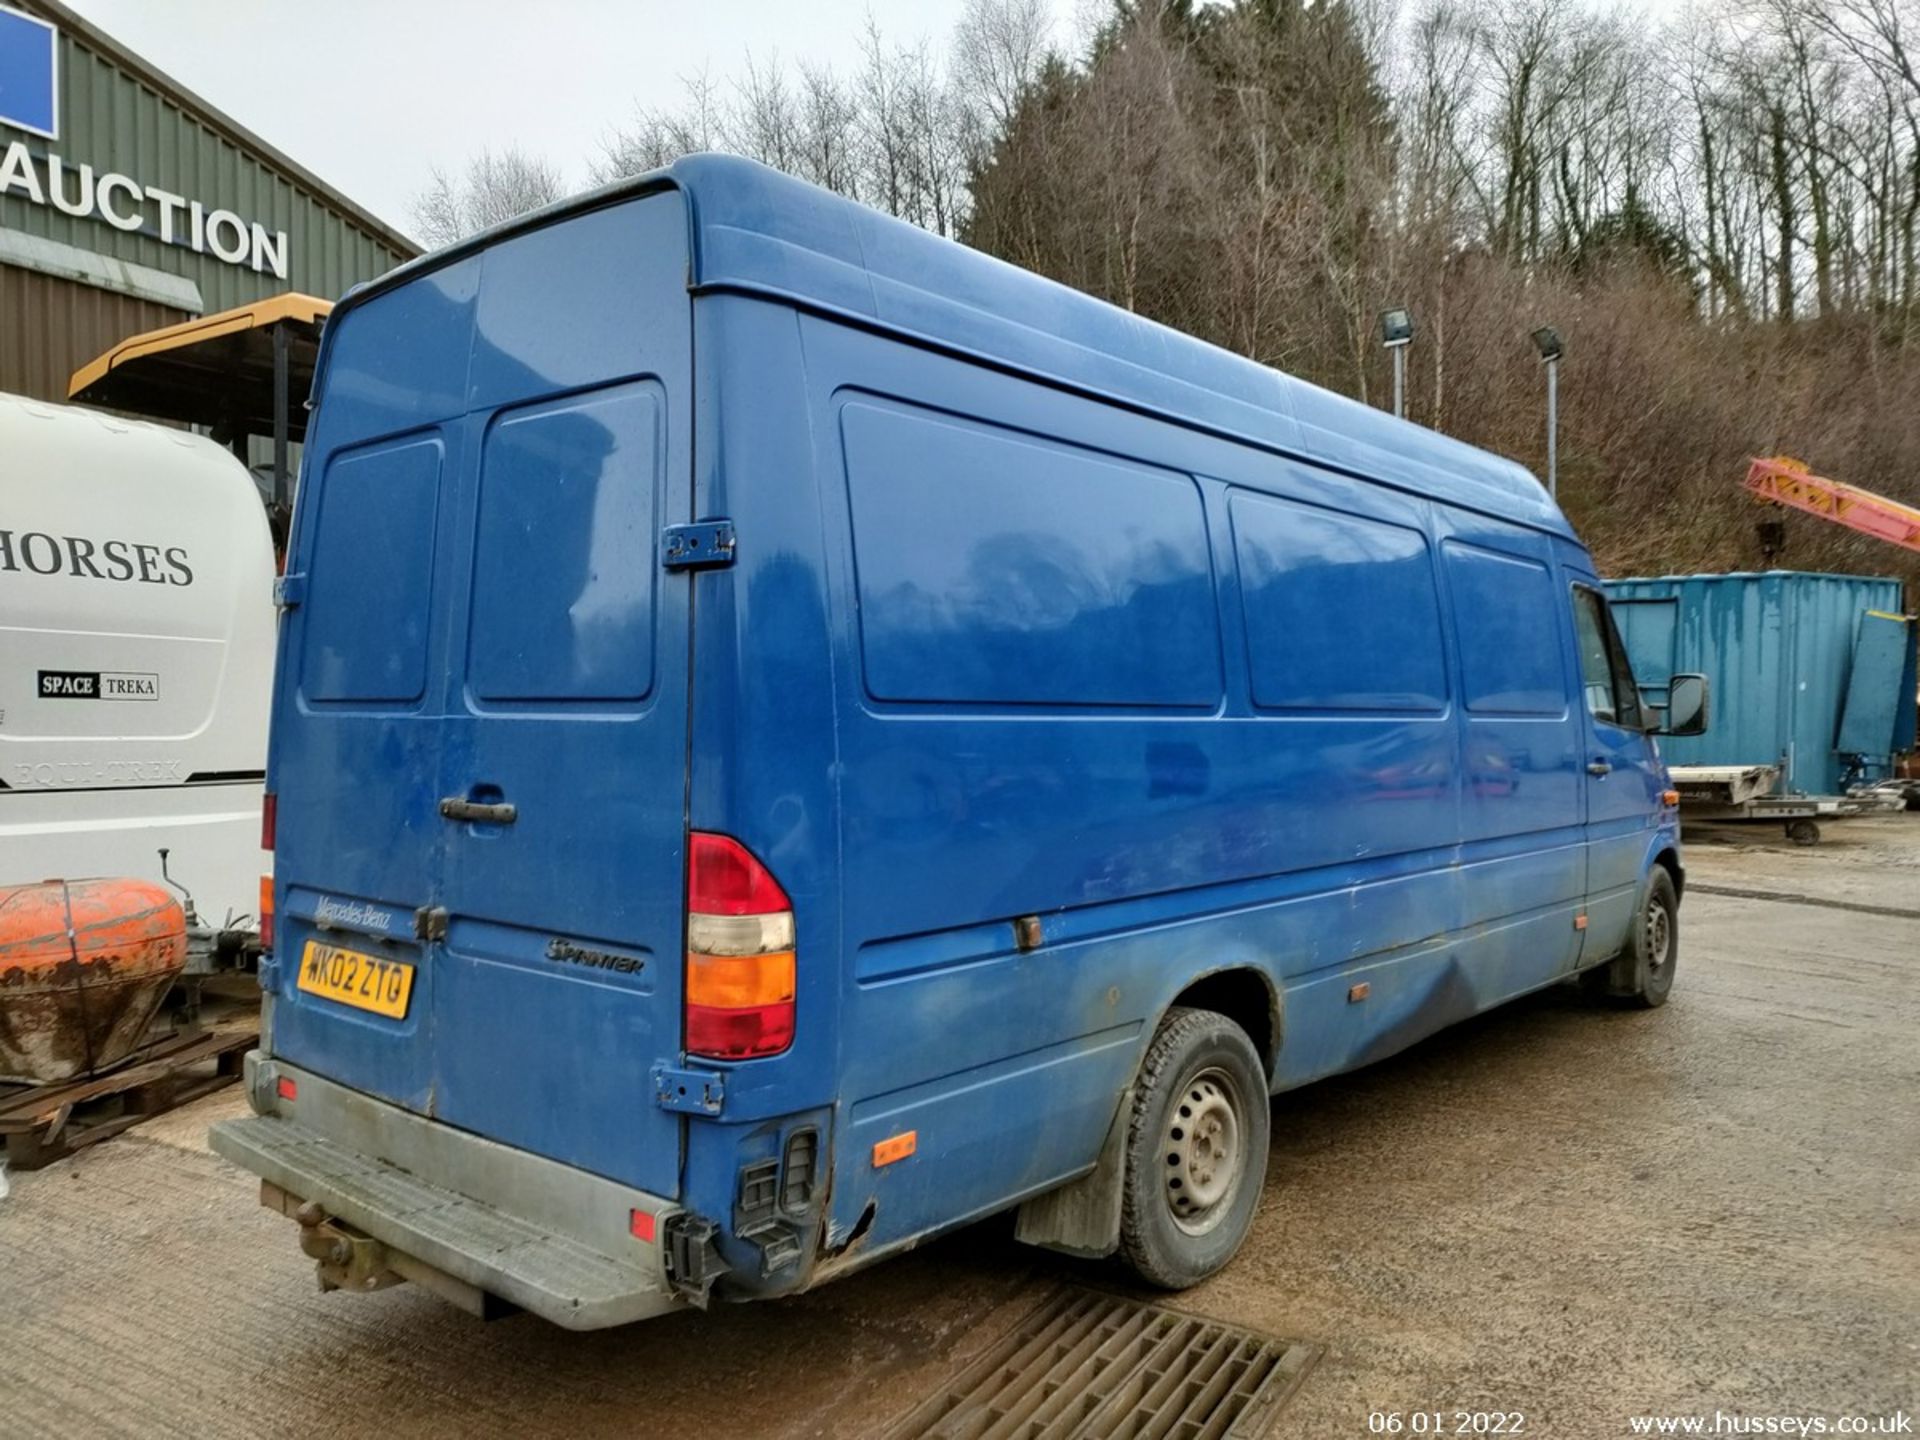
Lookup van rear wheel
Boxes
[1119,1006,1268,1290]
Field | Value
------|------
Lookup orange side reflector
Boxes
[275,1076,297,1102]
[1347,982,1370,1003]
[1662,789,1681,807]
[1574,913,1589,931]
[872,1131,917,1167]
[686,949,795,1009]
[629,1209,656,1244]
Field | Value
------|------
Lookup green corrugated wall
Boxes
[1,2,415,313]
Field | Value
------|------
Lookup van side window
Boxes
[468,383,660,704]
[1571,587,1643,729]
[301,435,443,705]
[1231,492,1447,712]
[1440,542,1566,714]
[841,400,1222,708]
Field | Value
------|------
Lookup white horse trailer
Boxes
[0,393,273,982]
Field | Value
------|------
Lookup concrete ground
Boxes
[2,816,1915,1438]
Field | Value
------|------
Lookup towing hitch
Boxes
[293,1198,404,1295]
[261,1181,519,1320]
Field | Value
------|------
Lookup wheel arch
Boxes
[1160,965,1281,1082]
[1652,843,1685,902]
[1012,960,1281,1260]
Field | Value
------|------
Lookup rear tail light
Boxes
[688,831,789,914]
[261,791,277,851]
[685,832,794,1059]
[259,873,275,951]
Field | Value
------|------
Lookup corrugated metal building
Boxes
[1605,570,1917,796]
[0,0,417,403]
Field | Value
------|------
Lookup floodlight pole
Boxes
[1530,325,1564,501]
[1544,354,1558,500]
[1379,307,1413,420]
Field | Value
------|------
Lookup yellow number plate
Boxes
[297,940,415,1019]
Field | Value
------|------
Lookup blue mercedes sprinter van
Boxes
[211,155,1708,1329]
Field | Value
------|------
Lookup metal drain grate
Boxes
[883,1286,1320,1440]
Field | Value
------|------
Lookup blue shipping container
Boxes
[1605,570,1916,795]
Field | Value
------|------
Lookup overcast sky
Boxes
[61,1,1086,245]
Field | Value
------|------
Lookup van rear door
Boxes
[271,192,693,1198]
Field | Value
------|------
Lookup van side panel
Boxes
[795,315,1502,1253]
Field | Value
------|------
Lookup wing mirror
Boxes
[1653,673,1709,736]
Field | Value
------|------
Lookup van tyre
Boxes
[1119,1006,1268,1290]
[1582,867,1678,1008]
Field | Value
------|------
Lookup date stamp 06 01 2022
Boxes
[1368,1414,1526,1436]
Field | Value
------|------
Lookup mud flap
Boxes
[1014,1086,1131,1258]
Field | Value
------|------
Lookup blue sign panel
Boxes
[0,4,58,139]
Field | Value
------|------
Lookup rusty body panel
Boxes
[0,878,186,1083]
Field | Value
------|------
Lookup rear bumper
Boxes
[209,1053,682,1330]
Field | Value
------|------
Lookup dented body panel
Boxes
[215,156,1681,1325]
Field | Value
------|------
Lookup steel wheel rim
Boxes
[1645,901,1672,974]
[1163,1065,1244,1236]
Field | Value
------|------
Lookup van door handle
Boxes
[439,797,517,824]
[1587,760,1613,777]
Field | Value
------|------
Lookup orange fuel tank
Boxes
[0,879,187,1085]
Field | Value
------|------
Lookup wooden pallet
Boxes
[0,1027,255,1170]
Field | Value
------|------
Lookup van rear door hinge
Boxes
[653,1062,726,1115]
[274,572,307,609]
[661,521,736,571]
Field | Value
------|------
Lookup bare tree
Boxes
[594,70,725,184]
[588,23,971,236]
[724,53,802,173]
[1396,0,1485,425]
[795,61,864,196]
[952,0,1053,138]
[411,146,567,248]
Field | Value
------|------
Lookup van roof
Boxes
[339,153,1573,541]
